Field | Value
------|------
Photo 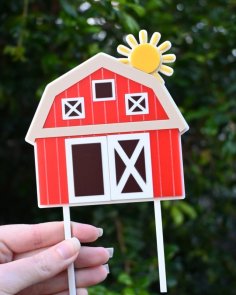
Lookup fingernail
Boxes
[97,228,103,237]
[56,237,81,259]
[103,264,110,274]
[106,247,114,258]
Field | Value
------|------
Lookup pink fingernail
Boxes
[97,228,103,237]
[106,247,114,258]
[103,264,110,274]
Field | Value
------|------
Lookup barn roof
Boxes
[26,53,189,145]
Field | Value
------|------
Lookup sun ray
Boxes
[117,30,176,82]
[118,58,129,64]
[139,30,148,44]
[162,54,176,63]
[126,34,138,49]
[159,64,174,76]
[117,45,132,57]
[150,32,161,46]
[158,41,171,54]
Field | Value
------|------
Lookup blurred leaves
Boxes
[3,45,26,61]
[59,0,78,18]
[0,0,236,294]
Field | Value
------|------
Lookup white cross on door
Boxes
[108,133,153,201]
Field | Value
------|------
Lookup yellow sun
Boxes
[117,30,176,83]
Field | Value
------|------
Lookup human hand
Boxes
[0,222,112,295]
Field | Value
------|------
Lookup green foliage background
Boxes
[0,0,235,294]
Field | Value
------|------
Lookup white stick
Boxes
[154,200,167,293]
[63,205,77,295]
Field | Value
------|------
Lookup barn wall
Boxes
[150,129,184,198]
[36,137,69,206]
[44,68,168,128]
[36,129,184,206]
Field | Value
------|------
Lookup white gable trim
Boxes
[29,120,181,139]
[26,53,189,145]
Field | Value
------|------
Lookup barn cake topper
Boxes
[26,29,189,294]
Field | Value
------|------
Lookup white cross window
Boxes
[125,92,149,115]
[62,98,85,120]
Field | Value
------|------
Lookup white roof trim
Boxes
[30,120,183,140]
[26,53,189,145]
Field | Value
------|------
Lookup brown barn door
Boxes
[65,137,110,204]
[108,133,153,201]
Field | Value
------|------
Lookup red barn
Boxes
[26,53,189,208]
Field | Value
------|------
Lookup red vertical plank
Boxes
[158,129,174,197]
[44,91,66,128]
[57,137,69,204]
[91,69,106,125]
[43,95,56,128]
[116,74,130,123]
[67,83,78,97]
[149,131,162,197]
[104,99,118,124]
[171,129,184,196]
[44,138,60,205]
[79,75,93,126]
[102,69,118,124]
[36,139,49,206]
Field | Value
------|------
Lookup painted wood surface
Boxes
[36,129,184,206]
[44,68,168,129]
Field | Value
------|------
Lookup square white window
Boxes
[92,79,116,101]
[62,98,85,120]
[125,92,149,115]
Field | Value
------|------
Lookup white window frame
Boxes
[125,92,149,115]
[92,79,116,101]
[65,136,110,204]
[107,133,153,201]
[62,97,85,120]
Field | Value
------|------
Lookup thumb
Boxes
[0,237,80,295]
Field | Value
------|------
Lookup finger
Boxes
[74,246,113,268]
[75,264,109,287]
[0,238,80,294]
[0,222,102,254]
[35,265,109,294]
[15,246,112,269]
[0,241,13,263]
[54,288,88,295]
